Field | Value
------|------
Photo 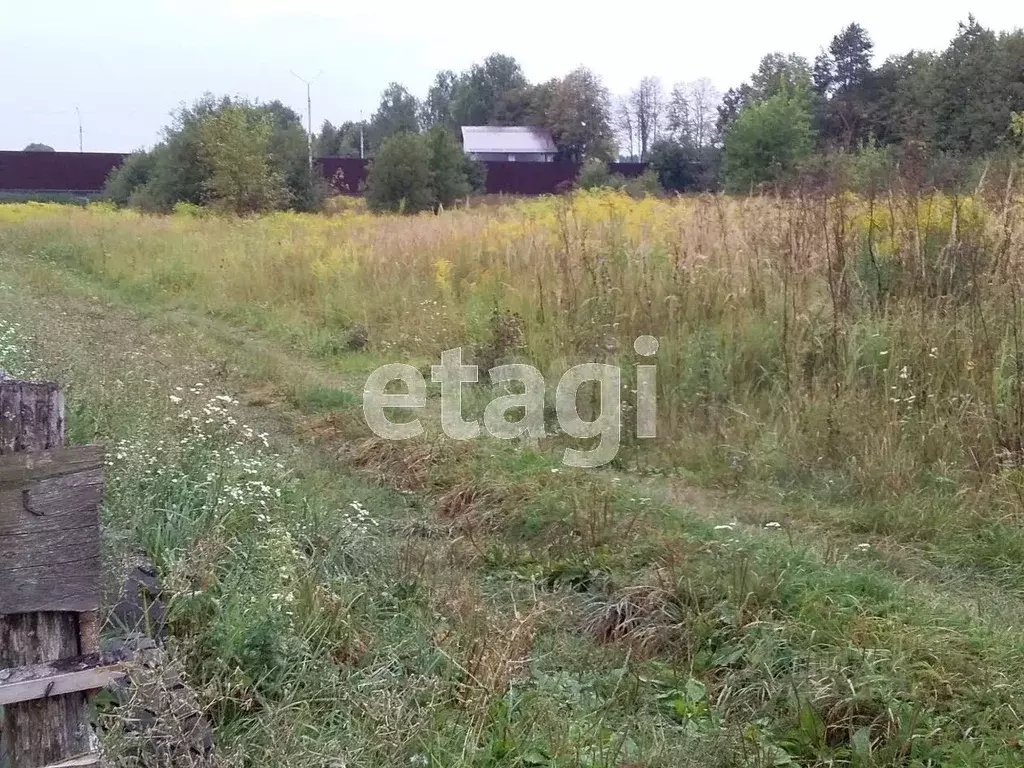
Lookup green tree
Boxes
[422,70,459,130]
[365,132,435,214]
[750,53,812,101]
[814,23,877,147]
[546,67,616,162]
[722,89,814,190]
[198,104,288,214]
[103,95,317,213]
[315,120,365,158]
[369,83,420,150]
[494,81,557,126]
[103,151,156,207]
[426,125,470,208]
[23,143,55,152]
[932,17,1013,154]
[869,51,938,145]
[649,139,695,192]
[451,54,528,126]
[716,85,753,138]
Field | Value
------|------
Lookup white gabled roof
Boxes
[461,126,557,155]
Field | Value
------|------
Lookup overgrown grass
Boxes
[4,182,1024,766]
[4,188,1024,518]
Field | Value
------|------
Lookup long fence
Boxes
[0,151,647,198]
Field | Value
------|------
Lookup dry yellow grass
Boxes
[3,186,1024,522]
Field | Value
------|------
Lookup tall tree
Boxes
[716,85,752,138]
[615,95,637,160]
[722,89,814,190]
[369,83,421,150]
[830,23,874,91]
[494,81,556,126]
[716,55,807,138]
[626,76,664,161]
[422,70,459,130]
[426,125,470,209]
[870,51,938,145]
[668,79,721,147]
[546,67,615,162]
[750,53,813,101]
[198,104,287,214]
[451,54,528,126]
[932,17,1012,153]
[814,23,877,147]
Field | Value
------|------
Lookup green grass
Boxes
[4,213,1024,767]
[291,385,362,413]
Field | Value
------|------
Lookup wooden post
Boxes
[0,380,100,768]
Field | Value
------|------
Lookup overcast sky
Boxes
[2,1,1021,152]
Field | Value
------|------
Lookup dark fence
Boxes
[1,152,649,198]
[317,157,367,195]
[0,151,127,193]
[319,158,648,196]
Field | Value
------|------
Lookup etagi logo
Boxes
[362,336,659,468]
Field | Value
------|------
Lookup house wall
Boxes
[470,152,553,163]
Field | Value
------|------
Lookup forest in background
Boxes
[98,16,1024,213]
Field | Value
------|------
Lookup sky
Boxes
[2,1,1021,153]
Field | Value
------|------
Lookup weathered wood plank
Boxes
[0,383,20,452]
[77,611,100,655]
[0,468,104,536]
[0,379,94,768]
[0,445,104,486]
[0,560,101,613]
[39,757,101,768]
[0,461,103,613]
[0,653,126,705]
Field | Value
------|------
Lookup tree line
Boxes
[102,15,1024,213]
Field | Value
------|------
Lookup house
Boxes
[461,126,557,163]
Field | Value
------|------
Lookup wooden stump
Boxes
[0,380,95,768]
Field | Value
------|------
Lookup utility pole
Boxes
[75,106,83,152]
[290,70,322,170]
[359,110,364,159]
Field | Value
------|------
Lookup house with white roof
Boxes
[461,126,558,163]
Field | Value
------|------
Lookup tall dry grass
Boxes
[4,179,1024,525]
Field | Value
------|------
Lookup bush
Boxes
[104,152,157,207]
[426,126,470,209]
[463,155,488,194]
[198,104,289,214]
[722,89,814,191]
[101,95,321,215]
[365,132,436,214]
[365,128,474,214]
[622,169,663,198]
[577,158,612,190]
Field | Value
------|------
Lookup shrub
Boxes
[101,95,319,215]
[577,158,612,190]
[722,89,814,190]
[463,155,488,194]
[622,169,663,198]
[104,152,157,207]
[426,126,470,209]
[197,104,289,215]
[365,132,436,214]
[365,128,473,214]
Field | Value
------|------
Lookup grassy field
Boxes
[2,189,1024,767]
